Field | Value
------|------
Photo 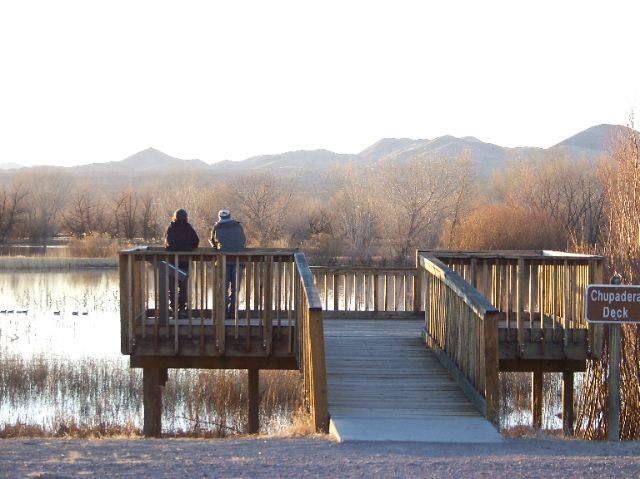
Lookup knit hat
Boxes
[218,209,231,221]
[173,208,188,222]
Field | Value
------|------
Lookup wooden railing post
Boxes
[414,251,422,312]
[516,258,524,351]
[119,253,131,354]
[308,309,328,432]
[264,258,273,354]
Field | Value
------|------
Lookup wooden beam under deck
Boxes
[499,359,585,373]
[131,355,298,370]
[323,311,423,320]
[132,330,294,357]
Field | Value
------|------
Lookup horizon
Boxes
[1,1,638,167]
[0,122,624,169]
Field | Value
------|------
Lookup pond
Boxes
[0,270,120,359]
[0,269,302,436]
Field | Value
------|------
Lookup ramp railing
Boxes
[423,251,605,359]
[420,253,500,424]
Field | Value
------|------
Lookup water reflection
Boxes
[0,270,302,436]
[0,270,120,359]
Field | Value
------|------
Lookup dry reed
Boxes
[0,352,306,438]
[499,371,564,434]
[66,235,122,258]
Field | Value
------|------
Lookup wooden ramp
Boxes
[324,319,502,443]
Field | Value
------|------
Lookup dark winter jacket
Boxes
[210,220,246,252]
[165,220,199,252]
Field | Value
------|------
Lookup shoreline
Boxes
[0,256,118,270]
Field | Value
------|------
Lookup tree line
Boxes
[0,140,615,266]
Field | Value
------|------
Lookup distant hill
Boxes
[358,125,630,176]
[550,124,635,159]
[2,124,631,184]
[358,138,420,162]
[69,148,210,178]
[363,135,543,175]
[212,149,359,171]
[0,162,23,170]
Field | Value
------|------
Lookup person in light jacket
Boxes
[209,209,246,315]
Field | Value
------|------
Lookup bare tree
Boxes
[139,192,160,241]
[218,172,294,246]
[154,173,217,240]
[0,181,27,242]
[330,165,377,265]
[62,185,106,237]
[111,189,139,240]
[17,168,72,243]
[499,152,606,246]
[375,155,473,264]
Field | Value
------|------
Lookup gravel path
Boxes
[1,435,640,478]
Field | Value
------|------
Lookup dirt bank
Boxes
[1,435,640,478]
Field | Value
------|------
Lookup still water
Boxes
[0,269,300,435]
[0,269,120,359]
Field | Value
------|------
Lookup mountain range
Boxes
[0,124,632,178]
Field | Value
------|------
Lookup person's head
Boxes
[218,209,231,222]
[172,208,188,223]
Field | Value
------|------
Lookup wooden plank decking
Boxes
[324,319,479,417]
[324,318,502,442]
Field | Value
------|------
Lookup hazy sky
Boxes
[1,1,639,167]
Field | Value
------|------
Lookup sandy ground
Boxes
[1,435,640,478]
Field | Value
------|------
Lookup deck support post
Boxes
[248,368,260,434]
[562,371,574,436]
[484,312,500,425]
[143,367,163,438]
[531,371,543,429]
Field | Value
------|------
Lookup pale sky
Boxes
[1,0,639,167]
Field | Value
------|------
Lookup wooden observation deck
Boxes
[119,247,327,436]
[119,248,604,438]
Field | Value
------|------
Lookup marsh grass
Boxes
[0,352,306,438]
[163,369,305,437]
[66,235,123,258]
[499,371,564,433]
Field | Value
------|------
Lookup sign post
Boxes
[584,275,638,441]
[609,318,620,441]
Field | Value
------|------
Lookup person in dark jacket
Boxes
[165,208,199,312]
[209,209,246,315]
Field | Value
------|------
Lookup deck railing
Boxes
[119,247,302,357]
[294,253,329,432]
[118,247,328,431]
[420,253,500,423]
[423,251,605,358]
[310,266,421,316]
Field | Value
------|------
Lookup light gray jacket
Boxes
[209,220,246,251]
